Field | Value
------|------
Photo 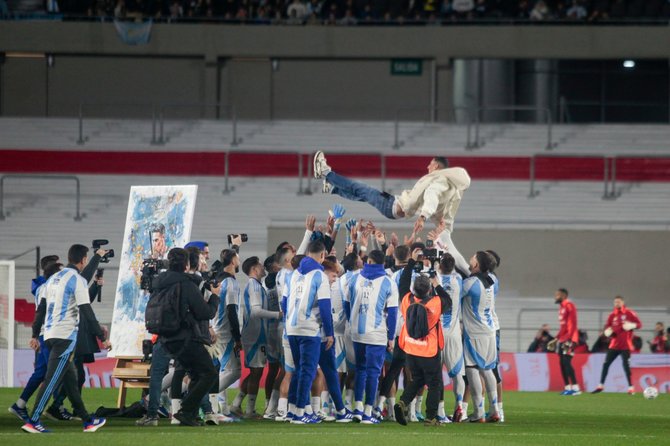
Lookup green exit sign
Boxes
[391,59,423,76]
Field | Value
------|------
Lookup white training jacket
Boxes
[395,167,471,231]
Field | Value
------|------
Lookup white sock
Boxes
[377,395,386,410]
[482,370,498,416]
[416,395,423,413]
[277,397,288,414]
[345,389,354,410]
[410,398,416,416]
[320,391,329,411]
[218,392,229,415]
[16,399,27,409]
[311,396,321,412]
[266,390,280,413]
[437,400,445,418]
[462,401,468,416]
[246,394,257,415]
[232,391,246,408]
[305,404,313,414]
[466,367,484,419]
[209,394,219,414]
[572,384,580,391]
[288,403,296,414]
[295,407,305,417]
[355,401,364,412]
[364,404,372,417]
[388,397,395,411]
[171,399,182,415]
[565,384,571,391]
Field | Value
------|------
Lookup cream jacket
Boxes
[395,167,471,231]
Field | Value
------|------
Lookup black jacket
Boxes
[153,270,219,345]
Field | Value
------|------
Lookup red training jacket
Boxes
[605,305,642,351]
[557,299,579,343]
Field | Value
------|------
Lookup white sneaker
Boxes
[316,411,335,422]
[204,412,219,425]
[275,411,288,422]
[313,151,331,179]
[499,408,505,423]
[217,414,236,423]
[409,412,419,422]
[322,180,332,194]
[263,410,277,420]
[170,417,181,425]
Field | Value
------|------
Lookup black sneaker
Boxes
[394,401,408,426]
[45,406,79,421]
[174,411,203,427]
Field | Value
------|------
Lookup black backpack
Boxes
[145,282,183,336]
[406,296,431,340]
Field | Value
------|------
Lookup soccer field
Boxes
[0,389,668,446]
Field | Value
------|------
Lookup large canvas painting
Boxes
[109,185,197,357]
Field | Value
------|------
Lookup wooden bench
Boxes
[111,356,151,408]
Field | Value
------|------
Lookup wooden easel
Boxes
[111,356,151,408]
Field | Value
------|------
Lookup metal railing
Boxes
[5,246,41,278]
[77,102,240,147]
[0,175,85,221]
[221,151,389,196]
[528,153,612,199]
[392,106,476,150]
[473,106,556,150]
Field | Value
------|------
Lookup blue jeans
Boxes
[319,341,345,412]
[147,341,171,417]
[353,342,387,406]
[325,172,396,220]
[288,335,321,410]
[20,336,50,403]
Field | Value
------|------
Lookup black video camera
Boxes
[227,234,248,245]
[92,239,115,263]
[140,258,169,292]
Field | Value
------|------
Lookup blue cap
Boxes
[185,241,208,250]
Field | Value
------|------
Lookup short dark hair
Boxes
[368,250,385,265]
[68,244,89,265]
[276,247,292,265]
[414,276,431,299]
[263,254,277,272]
[307,240,326,255]
[325,255,338,264]
[220,249,238,268]
[185,246,201,271]
[322,260,338,273]
[168,248,189,272]
[558,288,569,297]
[150,222,165,234]
[440,253,455,274]
[40,255,59,271]
[276,241,291,253]
[44,262,63,279]
[410,242,426,252]
[291,254,305,270]
[342,253,359,272]
[486,250,500,268]
[433,157,449,169]
[243,256,261,276]
[475,251,494,273]
[394,245,409,262]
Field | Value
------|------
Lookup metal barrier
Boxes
[528,153,610,199]
[392,106,475,150]
[77,102,239,147]
[221,151,389,196]
[474,106,556,150]
[0,174,85,221]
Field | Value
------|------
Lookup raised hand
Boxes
[390,232,399,247]
[305,215,316,232]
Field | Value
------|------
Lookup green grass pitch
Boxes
[0,388,668,446]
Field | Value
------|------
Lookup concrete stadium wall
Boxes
[1,23,669,119]
[268,226,670,307]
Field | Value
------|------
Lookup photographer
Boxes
[153,248,220,427]
[527,324,555,353]
[394,248,451,427]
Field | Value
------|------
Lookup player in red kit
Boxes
[592,296,642,395]
[554,288,581,395]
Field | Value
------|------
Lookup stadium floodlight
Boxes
[0,260,15,387]
[623,60,636,69]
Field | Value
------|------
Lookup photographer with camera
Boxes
[393,248,452,427]
[149,248,220,427]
